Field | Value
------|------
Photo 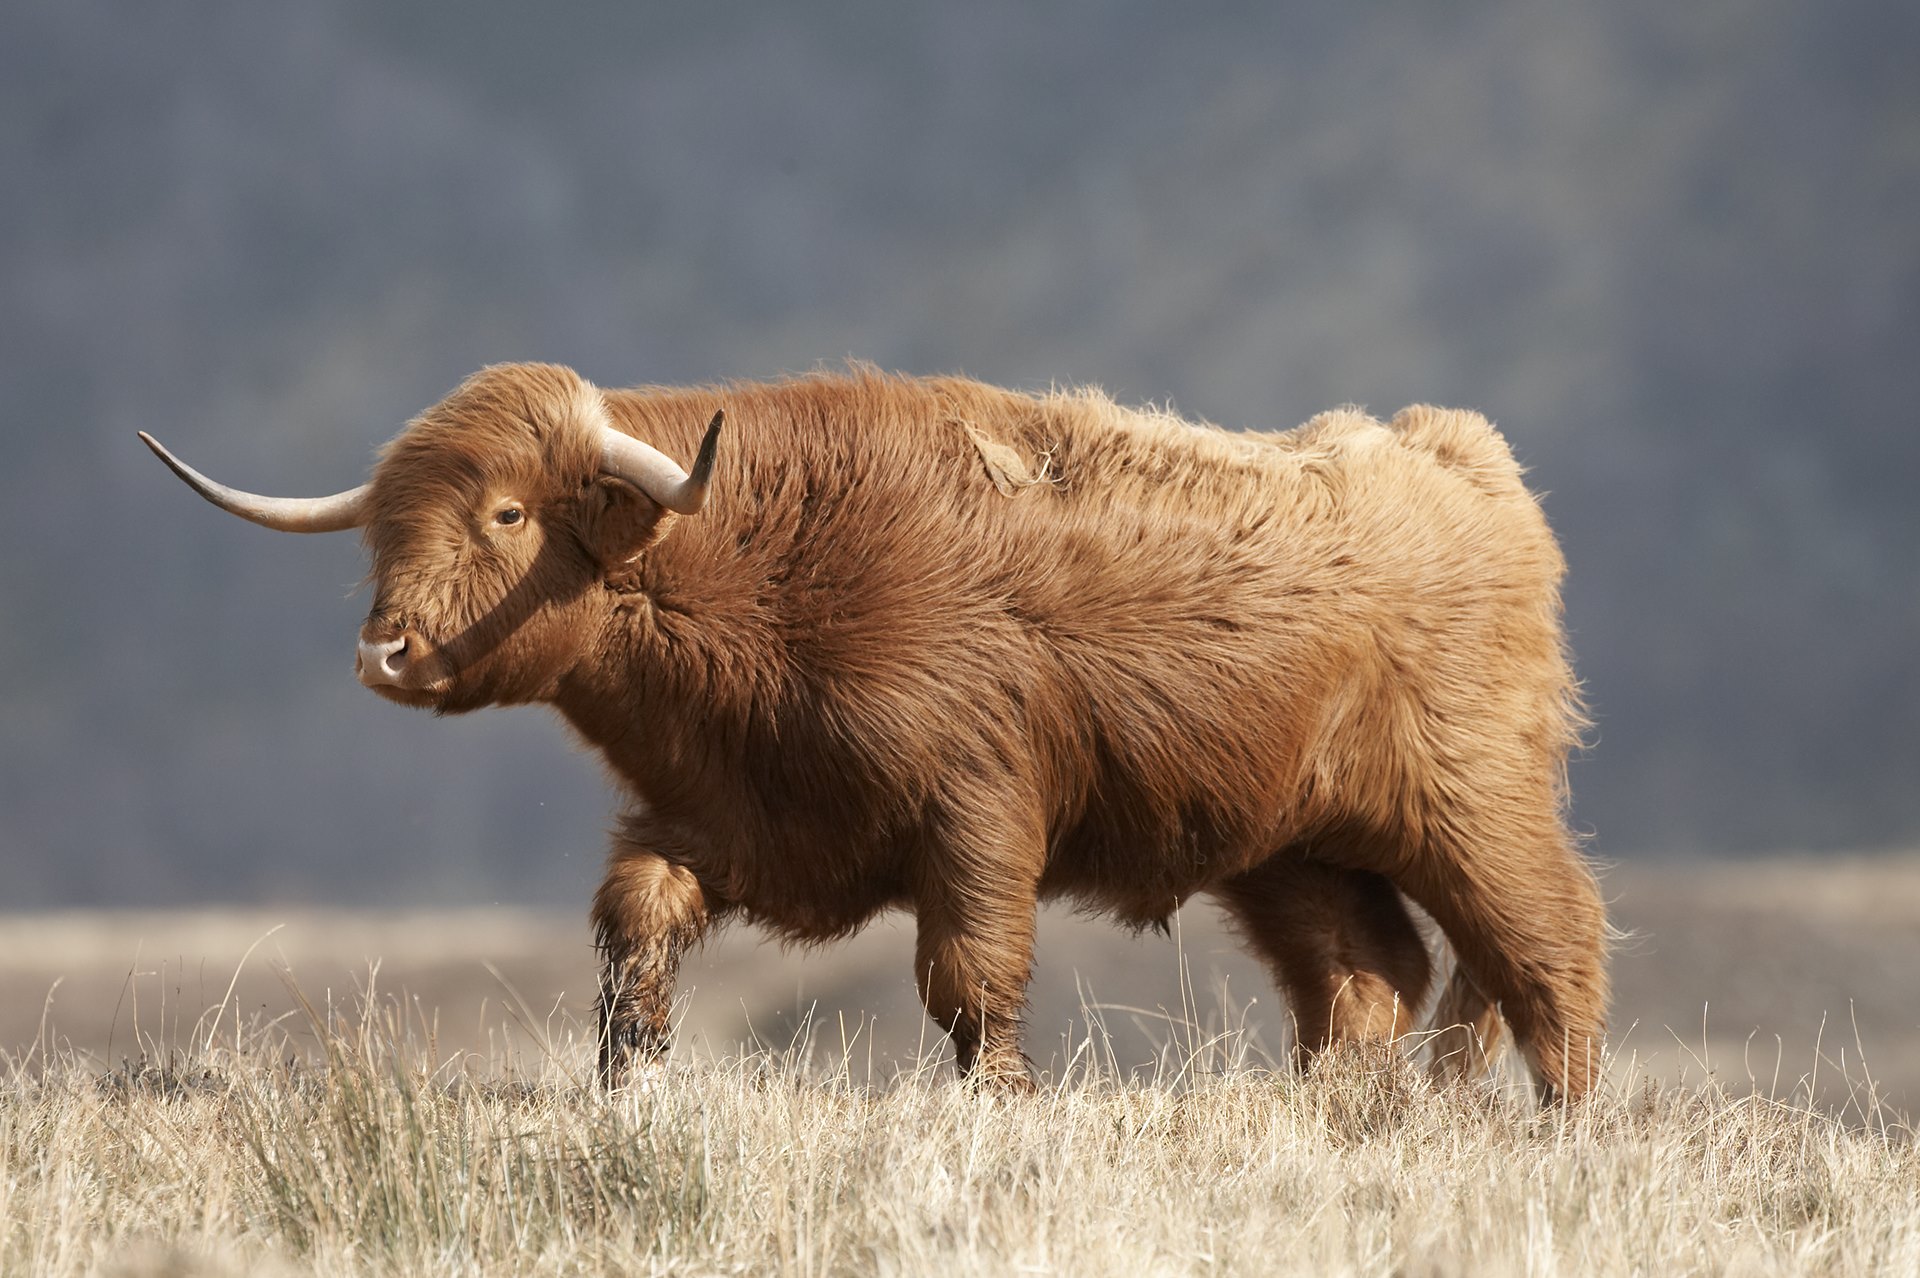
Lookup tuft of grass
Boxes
[2,983,1916,1278]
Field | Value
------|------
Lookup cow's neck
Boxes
[551,538,776,820]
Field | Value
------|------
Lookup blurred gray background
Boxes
[5,0,1917,908]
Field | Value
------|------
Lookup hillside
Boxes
[3,1,1918,906]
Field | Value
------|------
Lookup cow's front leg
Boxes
[591,841,717,1089]
[911,825,1042,1092]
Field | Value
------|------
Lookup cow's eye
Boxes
[494,507,524,526]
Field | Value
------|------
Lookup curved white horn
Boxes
[139,432,370,533]
[598,410,724,516]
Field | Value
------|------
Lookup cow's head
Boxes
[142,362,721,713]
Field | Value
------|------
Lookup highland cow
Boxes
[142,363,1608,1099]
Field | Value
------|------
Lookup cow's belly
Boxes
[1039,810,1290,929]
[710,857,907,944]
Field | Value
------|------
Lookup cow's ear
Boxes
[581,475,670,573]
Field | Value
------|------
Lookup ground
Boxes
[2,853,1917,1275]
[7,853,1917,1111]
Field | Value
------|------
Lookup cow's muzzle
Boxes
[356,633,413,686]
[355,623,445,700]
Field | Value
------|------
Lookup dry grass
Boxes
[7,854,1919,1275]
[4,980,1917,1278]
[13,853,1920,1115]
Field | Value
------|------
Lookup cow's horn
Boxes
[598,410,724,516]
[139,432,371,533]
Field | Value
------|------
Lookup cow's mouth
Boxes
[366,681,448,708]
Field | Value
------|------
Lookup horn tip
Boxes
[138,430,191,476]
[691,409,724,480]
[137,431,185,469]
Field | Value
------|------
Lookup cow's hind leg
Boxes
[591,837,722,1089]
[1392,801,1607,1103]
[1427,961,1508,1084]
[1213,856,1432,1066]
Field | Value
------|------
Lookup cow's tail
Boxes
[1386,404,1585,1085]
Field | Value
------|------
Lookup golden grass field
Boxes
[3,853,1917,1275]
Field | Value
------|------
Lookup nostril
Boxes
[357,633,416,686]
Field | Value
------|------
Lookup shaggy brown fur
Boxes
[299,361,1605,1099]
